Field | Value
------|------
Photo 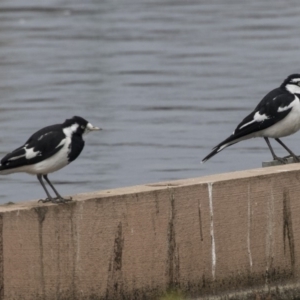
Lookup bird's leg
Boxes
[264,137,287,164]
[43,175,63,198]
[43,175,72,203]
[37,174,56,203]
[274,138,300,162]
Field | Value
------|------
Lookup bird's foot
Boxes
[38,198,53,203]
[283,154,300,163]
[274,156,288,164]
[54,196,73,203]
[38,196,72,204]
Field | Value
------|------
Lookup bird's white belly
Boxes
[259,97,300,138]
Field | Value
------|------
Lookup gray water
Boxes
[0,0,300,203]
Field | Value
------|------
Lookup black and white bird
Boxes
[0,116,100,203]
[202,74,300,163]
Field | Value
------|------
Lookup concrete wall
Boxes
[2,164,300,299]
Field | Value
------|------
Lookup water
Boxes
[0,0,300,203]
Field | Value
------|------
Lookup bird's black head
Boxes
[281,74,300,94]
[63,116,100,136]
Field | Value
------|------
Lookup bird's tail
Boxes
[202,135,238,163]
[202,143,231,163]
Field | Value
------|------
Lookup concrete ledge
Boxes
[2,164,300,299]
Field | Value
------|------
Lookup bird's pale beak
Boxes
[87,123,102,131]
[90,126,101,131]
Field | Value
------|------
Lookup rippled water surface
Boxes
[0,0,300,203]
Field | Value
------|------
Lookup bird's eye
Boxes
[81,125,85,129]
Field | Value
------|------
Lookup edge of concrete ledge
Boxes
[1,162,300,212]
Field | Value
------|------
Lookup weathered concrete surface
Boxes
[2,164,300,299]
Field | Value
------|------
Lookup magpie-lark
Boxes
[0,116,100,203]
[202,74,300,163]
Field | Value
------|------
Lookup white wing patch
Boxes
[7,146,41,162]
[239,111,269,130]
[55,138,66,149]
[25,147,41,159]
[8,154,26,161]
[277,97,296,112]
[38,132,52,141]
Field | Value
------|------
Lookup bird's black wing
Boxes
[233,88,295,137]
[1,124,66,170]
[202,88,295,162]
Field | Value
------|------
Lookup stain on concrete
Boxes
[34,206,48,224]
[151,191,160,235]
[33,206,48,300]
[113,222,124,272]
[52,205,62,299]
[167,189,180,289]
[70,204,77,300]
[247,183,253,269]
[106,222,124,299]
[154,191,160,215]
[208,183,216,280]
[265,184,275,284]
[283,189,295,272]
[198,198,204,242]
[0,214,3,300]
